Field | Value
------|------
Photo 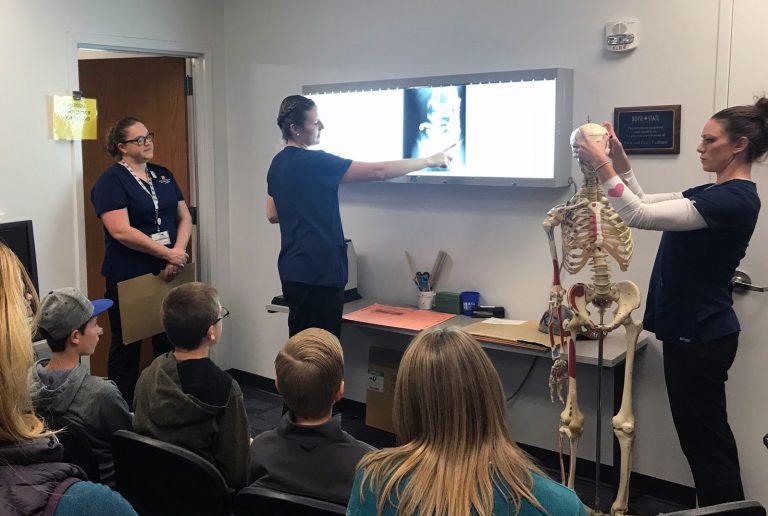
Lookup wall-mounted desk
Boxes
[267,297,647,367]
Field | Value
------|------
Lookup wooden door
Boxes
[79,56,191,377]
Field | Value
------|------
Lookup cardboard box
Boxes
[365,347,403,433]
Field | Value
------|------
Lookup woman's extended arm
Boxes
[601,175,706,231]
[341,144,454,183]
[602,122,682,203]
[578,126,705,232]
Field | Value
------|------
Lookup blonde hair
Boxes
[357,327,546,516]
[0,242,47,443]
[274,328,344,419]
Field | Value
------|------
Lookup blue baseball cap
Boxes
[38,288,113,340]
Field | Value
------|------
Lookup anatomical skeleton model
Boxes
[542,123,643,515]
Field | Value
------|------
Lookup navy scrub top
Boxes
[643,179,760,344]
[91,162,185,282]
[267,147,352,288]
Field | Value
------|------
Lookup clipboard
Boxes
[117,264,196,344]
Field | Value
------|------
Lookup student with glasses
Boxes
[132,282,250,490]
[90,116,193,406]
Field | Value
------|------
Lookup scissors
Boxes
[415,272,431,291]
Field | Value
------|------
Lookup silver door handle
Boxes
[732,270,766,293]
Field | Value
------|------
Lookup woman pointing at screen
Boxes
[266,95,453,338]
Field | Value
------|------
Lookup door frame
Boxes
[66,32,219,294]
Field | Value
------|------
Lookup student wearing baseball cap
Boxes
[28,287,132,487]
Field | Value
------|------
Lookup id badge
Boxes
[151,231,171,245]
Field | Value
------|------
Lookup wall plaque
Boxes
[614,104,681,154]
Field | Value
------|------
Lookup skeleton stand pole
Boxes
[595,329,605,510]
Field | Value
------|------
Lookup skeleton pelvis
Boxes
[566,280,641,332]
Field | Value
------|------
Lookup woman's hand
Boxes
[165,247,189,267]
[162,263,180,282]
[603,122,623,154]
[577,132,610,170]
[425,143,456,168]
[603,121,631,174]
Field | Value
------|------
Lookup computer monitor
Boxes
[0,220,39,294]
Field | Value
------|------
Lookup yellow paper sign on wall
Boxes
[52,96,98,140]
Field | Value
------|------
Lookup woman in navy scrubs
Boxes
[91,116,192,405]
[578,98,768,507]
[266,95,453,338]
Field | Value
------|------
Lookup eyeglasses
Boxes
[122,133,155,146]
[214,307,230,325]
[202,307,230,339]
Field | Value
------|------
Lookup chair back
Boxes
[112,429,233,516]
[48,413,100,483]
[659,500,766,515]
[234,485,347,516]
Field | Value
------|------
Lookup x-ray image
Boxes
[403,86,466,170]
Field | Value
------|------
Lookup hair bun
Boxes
[756,96,768,117]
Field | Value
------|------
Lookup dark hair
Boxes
[161,282,220,350]
[106,116,142,159]
[712,97,768,163]
[42,319,90,353]
[276,95,315,142]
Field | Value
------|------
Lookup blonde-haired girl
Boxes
[348,326,585,515]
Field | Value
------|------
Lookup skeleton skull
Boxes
[570,122,610,159]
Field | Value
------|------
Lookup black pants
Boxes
[105,280,173,407]
[281,281,344,338]
[663,333,744,507]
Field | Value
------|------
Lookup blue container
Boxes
[460,291,480,316]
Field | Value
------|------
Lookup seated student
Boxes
[132,282,249,490]
[0,242,137,516]
[29,287,132,487]
[249,328,374,504]
[348,327,587,516]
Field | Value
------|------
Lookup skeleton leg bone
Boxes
[610,316,642,516]
[559,327,584,489]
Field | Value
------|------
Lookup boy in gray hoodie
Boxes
[28,287,132,487]
[131,282,250,490]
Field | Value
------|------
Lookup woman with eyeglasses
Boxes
[90,116,193,406]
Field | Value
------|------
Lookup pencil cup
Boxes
[417,291,436,310]
[460,291,479,316]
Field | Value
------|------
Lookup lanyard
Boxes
[120,161,161,232]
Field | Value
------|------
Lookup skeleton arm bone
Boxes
[543,209,569,342]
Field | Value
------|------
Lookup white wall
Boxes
[0,0,229,307]
[222,0,734,491]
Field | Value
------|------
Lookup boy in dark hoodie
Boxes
[248,328,374,504]
[131,282,249,490]
[28,287,132,487]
